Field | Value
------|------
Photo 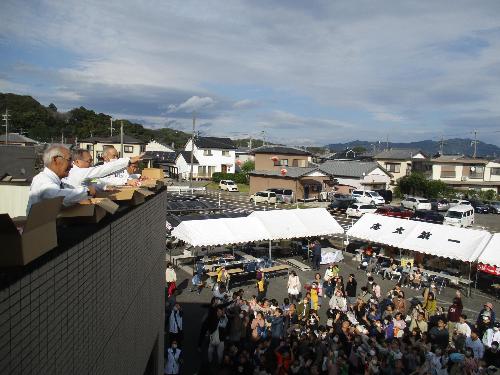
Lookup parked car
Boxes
[486,201,500,214]
[410,210,444,224]
[375,206,413,219]
[444,205,475,227]
[219,179,239,192]
[449,199,471,207]
[469,199,490,214]
[351,190,385,205]
[329,197,356,213]
[249,191,277,204]
[266,188,294,203]
[400,196,432,211]
[346,203,377,218]
[375,189,393,204]
[429,198,450,211]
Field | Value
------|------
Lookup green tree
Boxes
[396,172,453,198]
[352,146,367,154]
[240,160,255,174]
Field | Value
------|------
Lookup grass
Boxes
[201,181,250,193]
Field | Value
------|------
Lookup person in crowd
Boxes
[329,289,347,312]
[311,240,322,271]
[164,340,182,375]
[286,271,301,303]
[97,146,141,186]
[207,306,228,364]
[217,266,230,291]
[296,296,310,322]
[410,311,428,334]
[447,291,463,342]
[168,303,183,346]
[165,262,177,298]
[27,144,96,213]
[345,274,357,307]
[423,291,437,318]
[465,329,485,359]
[63,148,143,189]
[429,317,449,350]
[256,272,267,302]
[313,273,324,309]
[382,257,397,280]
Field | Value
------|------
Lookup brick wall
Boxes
[0,190,167,374]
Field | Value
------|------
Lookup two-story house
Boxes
[79,135,146,161]
[183,136,237,179]
[253,146,312,170]
[374,149,429,187]
[431,155,500,193]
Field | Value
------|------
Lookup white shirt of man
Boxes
[63,157,131,188]
[165,267,177,283]
[27,167,88,214]
[456,322,472,337]
[164,347,181,375]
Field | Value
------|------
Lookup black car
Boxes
[410,210,444,224]
[470,199,490,214]
[329,198,356,212]
[375,189,393,204]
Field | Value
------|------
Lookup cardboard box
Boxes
[59,198,119,223]
[96,187,155,205]
[141,168,164,180]
[139,178,165,190]
[0,197,63,267]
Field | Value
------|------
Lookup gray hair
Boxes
[102,145,117,158]
[42,144,68,167]
[72,148,90,161]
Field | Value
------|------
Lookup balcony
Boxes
[440,171,456,178]
[469,173,484,179]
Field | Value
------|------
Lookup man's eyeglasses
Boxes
[83,159,93,164]
[55,155,72,163]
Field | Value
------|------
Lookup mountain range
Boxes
[326,139,500,158]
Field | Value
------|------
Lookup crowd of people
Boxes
[165,262,500,375]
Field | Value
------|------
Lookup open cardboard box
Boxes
[96,186,155,205]
[139,178,165,190]
[141,168,164,180]
[0,197,63,267]
[59,198,119,223]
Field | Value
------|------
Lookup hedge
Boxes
[212,172,248,184]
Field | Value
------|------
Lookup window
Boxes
[86,144,93,151]
[440,165,456,178]
[222,150,230,157]
[279,159,288,166]
[385,163,401,173]
[491,168,500,176]
[292,159,306,167]
[203,149,213,156]
[124,145,134,153]
[469,165,484,179]
[140,145,146,153]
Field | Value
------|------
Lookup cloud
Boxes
[232,99,261,109]
[167,96,215,113]
[372,112,404,123]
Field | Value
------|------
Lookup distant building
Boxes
[183,137,237,179]
[252,145,312,170]
[79,135,146,161]
[235,147,254,169]
[144,151,178,178]
[0,145,39,216]
[145,140,175,153]
[374,148,429,186]
[0,133,38,146]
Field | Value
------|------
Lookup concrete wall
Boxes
[0,190,167,374]
[0,184,29,217]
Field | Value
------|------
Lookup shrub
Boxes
[212,172,248,184]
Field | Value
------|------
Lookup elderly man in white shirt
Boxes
[63,148,143,189]
[27,144,96,214]
[97,146,140,187]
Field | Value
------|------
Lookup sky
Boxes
[1,0,500,146]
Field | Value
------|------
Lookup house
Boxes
[374,148,430,185]
[174,151,199,180]
[183,136,237,179]
[144,151,178,178]
[0,145,40,216]
[252,145,312,170]
[0,133,38,146]
[250,167,333,200]
[430,155,500,193]
[145,140,175,152]
[235,147,254,170]
[319,160,392,193]
[79,135,146,161]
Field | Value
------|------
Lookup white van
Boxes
[444,204,475,227]
[351,190,385,205]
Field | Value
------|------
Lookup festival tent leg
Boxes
[268,239,272,261]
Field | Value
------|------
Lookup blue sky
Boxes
[1,0,500,146]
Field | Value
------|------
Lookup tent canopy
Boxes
[171,208,344,247]
[477,233,500,268]
[347,213,491,262]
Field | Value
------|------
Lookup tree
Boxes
[352,146,367,154]
[396,172,454,198]
[240,160,255,174]
[48,103,58,112]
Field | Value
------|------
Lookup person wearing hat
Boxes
[477,302,496,325]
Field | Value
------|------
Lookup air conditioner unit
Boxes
[461,176,468,181]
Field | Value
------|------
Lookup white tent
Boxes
[171,208,344,247]
[346,213,418,248]
[477,233,500,267]
[249,208,344,240]
[347,213,492,263]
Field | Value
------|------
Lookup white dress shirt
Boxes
[97,165,131,186]
[63,157,130,188]
[27,167,88,214]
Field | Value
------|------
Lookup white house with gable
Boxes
[145,140,175,152]
[183,137,237,179]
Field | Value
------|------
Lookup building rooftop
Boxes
[375,148,426,160]
[144,151,177,163]
[431,155,489,164]
[0,133,38,144]
[80,134,145,144]
[252,145,311,156]
[251,167,322,178]
[194,137,237,149]
[177,151,199,164]
[319,160,390,178]
[0,145,39,182]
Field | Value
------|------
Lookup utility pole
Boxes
[249,136,252,150]
[261,130,265,146]
[472,129,478,158]
[61,130,64,144]
[439,136,445,155]
[120,121,124,157]
[386,134,389,151]
[189,112,196,188]
[2,109,10,145]
[110,118,114,137]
